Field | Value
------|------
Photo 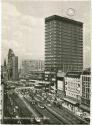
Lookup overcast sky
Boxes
[2,0,91,68]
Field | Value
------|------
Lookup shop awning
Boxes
[79,104,90,113]
[63,97,79,105]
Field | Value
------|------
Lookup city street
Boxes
[2,80,89,125]
[14,87,88,124]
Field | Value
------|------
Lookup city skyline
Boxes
[2,0,91,68]
[1,1,91,124]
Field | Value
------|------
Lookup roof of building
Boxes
[57,71,66,77]
[45,15,83,26]
[65,71,82,78]
[82,68,91,75]
[8,49,15,57]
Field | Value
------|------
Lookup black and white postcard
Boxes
[1,0,91,124]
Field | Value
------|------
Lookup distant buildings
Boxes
[7,49,19,81]
[12,56,18,81]
[20,59,44,80]
[45,15,83,73]
[22,59,44,71]
[1,59,8,81]
[26,70,45,81]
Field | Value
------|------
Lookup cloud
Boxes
[2,2,21,18]
[2,2,45,65]
[83,46,91,68]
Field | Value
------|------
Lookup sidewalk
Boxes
[62,105,88,123]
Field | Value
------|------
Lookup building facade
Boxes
[64,71,82,101]
[62,70,90,119]
[7,49,19,81]
[56,71,66,99]
[80,68,91,108]
[22,60,44,71]
[12,56,18,81]
[45,15,83,73]
[62,71,82,115]
[1,60,8,81]
[20,59,44,79]
[7,49,15,80]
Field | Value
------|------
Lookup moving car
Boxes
[38,103,45,109]
[35,117,41,123]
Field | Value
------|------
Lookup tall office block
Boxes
[7,49,15,80]
[7,49,18,81]
[45,15,83,73]
[12,56,19,81]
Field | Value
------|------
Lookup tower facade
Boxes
[7,49,18,81]
[7,49,15,80]
[45,15,83,73]
[12,56,18,81]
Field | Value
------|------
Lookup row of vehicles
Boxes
[15,88,49,123]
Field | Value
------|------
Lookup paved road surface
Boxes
[24,96,65,124]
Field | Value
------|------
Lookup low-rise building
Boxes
[56,71,66,98]
[62,71,82,114]
[62,70,90,121]
[26,70,45,81]
[80,68,91,113]
[45,71,57,90]
[65,71,82,101]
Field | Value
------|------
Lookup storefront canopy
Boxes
[63,97,79,106]
[79,104,90,113]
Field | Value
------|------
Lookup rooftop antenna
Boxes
[66,8,75,19]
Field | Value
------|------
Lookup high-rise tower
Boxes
[45,15,83,73]
[7,49,18,81]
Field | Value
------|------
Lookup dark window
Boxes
[78,84,80,87]
[65,82,67,85]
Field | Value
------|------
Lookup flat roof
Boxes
[45,15,83,26]
[65,71,82,78]
[63,97,79,105]
[82,68,91,75]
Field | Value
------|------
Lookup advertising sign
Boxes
[57,80,63,90]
